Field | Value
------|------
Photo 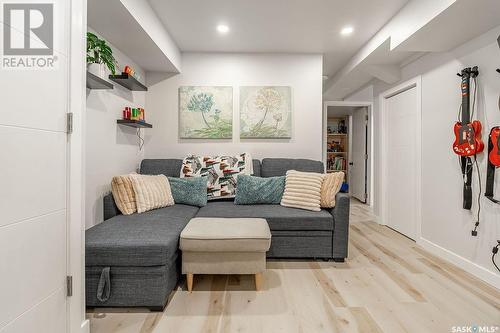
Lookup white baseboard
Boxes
[417,237,500,290]
[81,319,90,333]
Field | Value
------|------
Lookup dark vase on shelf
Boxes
[338,120,347,134]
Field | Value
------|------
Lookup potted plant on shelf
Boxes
[86,32,117,78]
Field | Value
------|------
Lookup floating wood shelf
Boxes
[86,71,113,90]
[328,133,347,136]
[328,151,347,154]
[117,119,152,128]
[109,73,147,91]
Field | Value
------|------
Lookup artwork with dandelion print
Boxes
[179,86,233,139]
[240,86,291,138]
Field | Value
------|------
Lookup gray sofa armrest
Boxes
[330,192,350,259]
[103,193,121,221]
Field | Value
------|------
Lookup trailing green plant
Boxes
[86,32,117,75]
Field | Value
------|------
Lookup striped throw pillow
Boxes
[130,174,174,213]
[320,172,344,208]
[280,170,324,211]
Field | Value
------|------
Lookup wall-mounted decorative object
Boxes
[179,86,233,139]
[240,86,292,138]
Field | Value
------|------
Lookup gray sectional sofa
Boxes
[86,158,350,310]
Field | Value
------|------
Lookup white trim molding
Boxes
[68,0,86,332]
[417,237,500,290]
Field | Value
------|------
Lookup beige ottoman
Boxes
[180,217,271,292]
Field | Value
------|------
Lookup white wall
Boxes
[350,26,500,287]
[145,53,323,161]
[345,85,374,102]
[85,30,146,228]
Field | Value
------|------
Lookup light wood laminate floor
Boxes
[87,200,500,333]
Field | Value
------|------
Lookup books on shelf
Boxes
[327,156,346,172]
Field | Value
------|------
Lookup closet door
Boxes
[350,107,368,202]
[0,1,69,331]
[385,87,418,240]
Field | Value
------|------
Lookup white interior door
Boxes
[0,2,69,332]
[350,107,368,202]
[386,87,418,240]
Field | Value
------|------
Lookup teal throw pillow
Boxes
[235,175,285,205]
[168,177,207,207]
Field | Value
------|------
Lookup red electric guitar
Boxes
[453,67,483,211]
[453,121,484,156]
[486,126,500,205]
[489,127,500,166]
[485,94,500,204]
[452,67,484,156]
[484,63,500,203]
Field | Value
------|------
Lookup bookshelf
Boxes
[326,117,349,178]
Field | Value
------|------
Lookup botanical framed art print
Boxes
[240,86,292,139]
[179,86,233,139]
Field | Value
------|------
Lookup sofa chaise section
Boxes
[85,204,199,310]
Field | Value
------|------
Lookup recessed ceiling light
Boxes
[340,26,354,36]
[217,24,229,34]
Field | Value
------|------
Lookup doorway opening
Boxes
[323,101,373,206]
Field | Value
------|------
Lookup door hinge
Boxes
[66,113,73,134]
[66,276,73,297]
[365,154,369,160]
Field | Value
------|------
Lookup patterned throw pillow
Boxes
[111,174,136,215]
[129,174,174,213]
[320,172,344,208]
[280,170,324,211]
[234,175,285,205]
[180,153,250,200]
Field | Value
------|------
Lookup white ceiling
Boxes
[323,0,500,100]
[148,0,410,77]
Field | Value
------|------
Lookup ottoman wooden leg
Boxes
[187,273,193,292]
[255,272,262,291]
